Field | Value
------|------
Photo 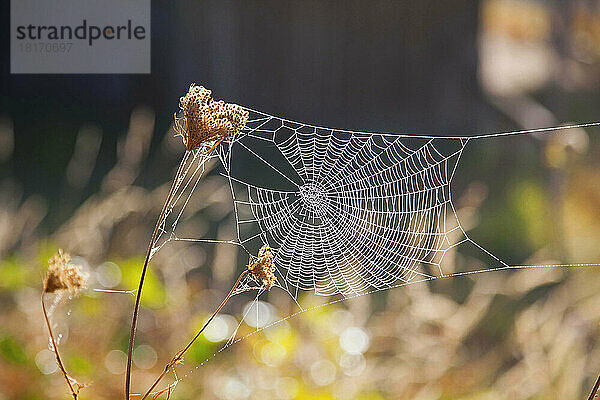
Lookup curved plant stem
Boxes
[41,293,79,400]
[588,374,600,400]
[140,270,248,400]
[125,157,187,400]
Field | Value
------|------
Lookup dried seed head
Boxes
[43,249,88,295]
[176,83,248,151]
[247,245,276,290]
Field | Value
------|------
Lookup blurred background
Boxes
[3,0,600,399]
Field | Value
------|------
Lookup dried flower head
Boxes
[247,245,276,290]
[175,83,249,151]
[43,249,88,295]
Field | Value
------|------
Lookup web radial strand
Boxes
[150,148,216,258]
[221,109,467,299]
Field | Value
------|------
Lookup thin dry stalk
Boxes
[125,158,186,399]
[126,84,248,400]
[41,249,87,400]
[139,270,248,400]
[41,293,82,399]
[588,374,600,400]
[140,244,277,399]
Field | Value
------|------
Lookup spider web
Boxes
[224,115,469,298]
[154,110,474,300]
[153,110,600,300]
[142,109,600,395]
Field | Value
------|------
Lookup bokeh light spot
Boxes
[339,327,370,355]
[105,349,127,374]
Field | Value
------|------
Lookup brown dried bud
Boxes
[247,245,276,290]
[175,83,248,151]
[43,249,88,295]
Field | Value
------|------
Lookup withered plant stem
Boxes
[588,374,600,400]
[125,158,187,400]
[140,270,248,400]
[41,293,78,400]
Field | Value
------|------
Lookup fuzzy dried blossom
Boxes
[43,249,88,295]
[175,83,248,151]
[247,245,276,290]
